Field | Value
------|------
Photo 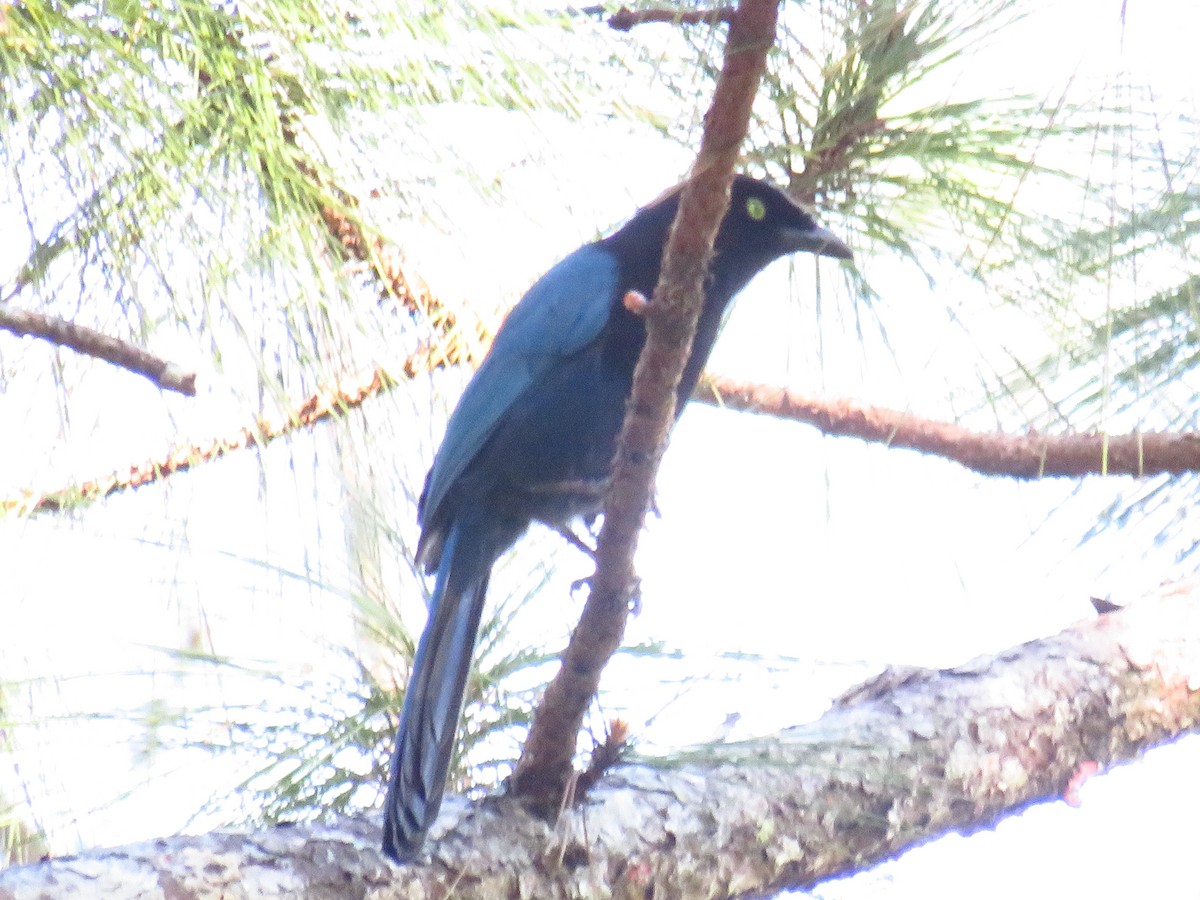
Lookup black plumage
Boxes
[382,175,852,861]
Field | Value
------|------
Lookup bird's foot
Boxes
[628,576,642,614]
[568,573,641,614]
[555,525,596,558]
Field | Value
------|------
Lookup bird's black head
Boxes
[602,174,850,300]
[711,174,852,297]
[598,174,851,406]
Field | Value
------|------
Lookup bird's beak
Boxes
[786,223,854,261]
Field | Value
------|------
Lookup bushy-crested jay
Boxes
[383,174,852,861]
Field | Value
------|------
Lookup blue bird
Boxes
[382,174,852,861]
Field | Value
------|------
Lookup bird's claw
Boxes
[628,576,642,614]
[555,525,597,558]
[569,574,640,614]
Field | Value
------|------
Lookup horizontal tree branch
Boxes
[3,580,1197,897]
[13,361,1200,517]
[606,4,736,31]
[698,374,1200,478]
[0,306,196,396]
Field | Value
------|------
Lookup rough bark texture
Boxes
[4,581,1197,898]
[510,0,781,806]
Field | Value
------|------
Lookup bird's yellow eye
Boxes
[746,196,767,221]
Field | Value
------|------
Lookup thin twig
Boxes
[0,305,197,395]
[606,4,735,31]
[1,367,396,515]
[697,375,1200,479]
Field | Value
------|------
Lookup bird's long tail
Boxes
[382,515,494,862]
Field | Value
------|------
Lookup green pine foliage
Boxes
[1,0,1197,847]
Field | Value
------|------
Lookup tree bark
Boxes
[0,306,196,396]
[697,375,1200,478]
[4,581,1197,899]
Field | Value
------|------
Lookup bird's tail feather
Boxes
[382,516,492,862]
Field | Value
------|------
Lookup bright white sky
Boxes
[2,0,1199,896]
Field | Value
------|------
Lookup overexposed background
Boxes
[2,1,1198,896]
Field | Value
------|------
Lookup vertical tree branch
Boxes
[510,0,782,804]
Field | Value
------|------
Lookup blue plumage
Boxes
[418,245,620,536]
[383,175,851,861]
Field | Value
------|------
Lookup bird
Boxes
[382,174,852,862]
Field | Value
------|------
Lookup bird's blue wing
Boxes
[420,244,619,527]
